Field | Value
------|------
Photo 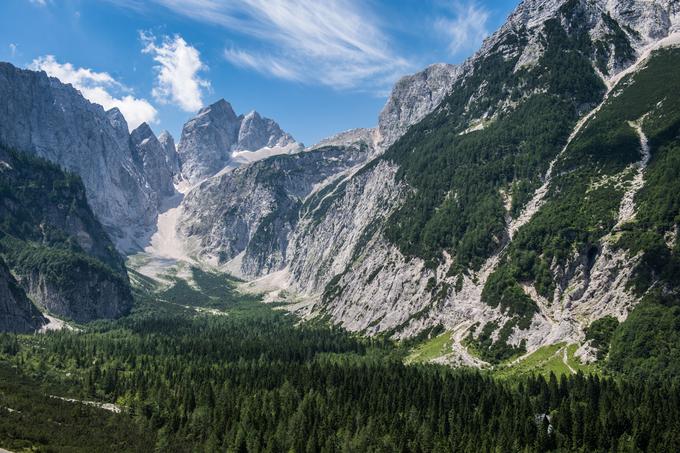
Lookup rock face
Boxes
[238,110,297,152]
[169,0,680,367]
[310,128,379,153]
[178,143,369,276]
[20,264,131,323]
[177,99,303,183]
[174,60,462,278]
[0,146,133,323]
[377,63,462,150]
[0,63,170,251]
[277,0,680,359]
[158,130,181,177]
[0,258,46,333]
[130,123,175,197]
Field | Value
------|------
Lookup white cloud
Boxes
[30,55,157,130]
[435,1,490,56]
[9,43,17,57]
[29,0,48,5]
[116,0,412,93]
[141,32,210,112]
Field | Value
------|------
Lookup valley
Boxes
[1,0,680,451]
[0,266,675,452]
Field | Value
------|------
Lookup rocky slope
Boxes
[170,0,680,367]
[178,143,370,276]
[0,257,46,333]
[130,123,175,197]
[0,63,176,251]
[376,63,462,150]
[282,0,680,363]
[177,99,303,183]
[0,146,133,324]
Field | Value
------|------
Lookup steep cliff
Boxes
[158,130,181,177]
[0,257,46,333]
[0,146,133,323]
[130,123,175,197]
[0,63,168,251]
[177,99,303,183]
[178,143,369,276]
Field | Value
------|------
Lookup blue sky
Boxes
[1,0,518,145]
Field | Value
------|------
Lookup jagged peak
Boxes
[158,130,174,141]
[243,110,261,120]
[106,107,129,132]
[130,122,155,140]
[198,98,238,120]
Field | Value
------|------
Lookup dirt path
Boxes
[562,347,576,374]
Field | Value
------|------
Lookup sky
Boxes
[0,0,518,146]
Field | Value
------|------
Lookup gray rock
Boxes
[178,143,369,275]
[238,110,296,151]
[130,123,175,197]
[177,99,302,183]
[377,63,462,151]
[158,130,181,177]
[0,63,162,251]
[0,258,46,333]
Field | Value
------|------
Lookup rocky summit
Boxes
[177,99,303,184]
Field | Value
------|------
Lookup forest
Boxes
[0,267,679,452]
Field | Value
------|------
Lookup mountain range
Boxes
[0,0,679,373]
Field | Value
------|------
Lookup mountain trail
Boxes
[562,347,576,374]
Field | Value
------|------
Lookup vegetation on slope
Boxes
[383,12,605,273]
[475,48,680,363]
[0,146,132,321]
[3,269,680,452]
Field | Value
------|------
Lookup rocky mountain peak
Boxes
[130,122,154,141]
[377,63,462,151]
[0,62,163,251]
[158,130,175,146]
[177,99,302,183]
[200,98,239,122]
[158,130,180,177]
[130,123,175,197]
[106,107,128,132]
[238,109,297,151]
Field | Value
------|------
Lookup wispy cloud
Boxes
[30,55,158,130]
[435,1,490,56]
[141,32,210,112]
[115,0,413,93]
[9,43,17,57]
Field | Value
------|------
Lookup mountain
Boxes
[0,63,171,251]
[178,142,369,276]
[130,123,175,197]
[177,99,303,183]
[376,63,462,150]
[158,130,181,177]
[0,146,133,326]
[0,257,46,333]
[164,0,680,369]
[290,0,680,363]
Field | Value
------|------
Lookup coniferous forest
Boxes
[1,268,679,453]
